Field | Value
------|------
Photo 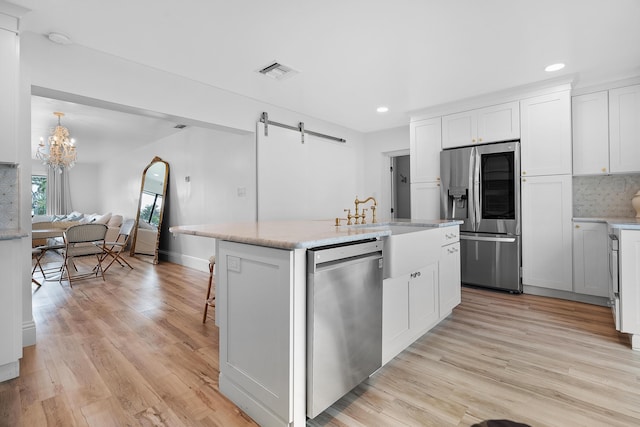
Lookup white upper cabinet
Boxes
[410,117,441,183]
[609,84,640,174]
[0,28,18,163]
[442,101,520,149]
[410,182,440,220]
[520,90,572,176]
[572,91,609,175]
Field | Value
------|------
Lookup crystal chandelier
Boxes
[36,112,77,173]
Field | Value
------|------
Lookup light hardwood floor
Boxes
[2,254,640,426]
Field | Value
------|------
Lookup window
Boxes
[31,175,47,215]
[140,191,163,226]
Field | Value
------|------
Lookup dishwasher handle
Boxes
[311,252,383,274]
[308,240,383,267]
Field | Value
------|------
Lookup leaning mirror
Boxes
[130,156,169,264]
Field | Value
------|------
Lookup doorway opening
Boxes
[391,154,411,219]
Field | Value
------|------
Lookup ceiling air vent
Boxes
[257,61,298,80]
[174,124,187,129]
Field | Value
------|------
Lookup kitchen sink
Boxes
[379,225,441,278]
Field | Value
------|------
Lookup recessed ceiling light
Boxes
[545,63,565,72]
[376,106,389,113]
[47,32,72,45]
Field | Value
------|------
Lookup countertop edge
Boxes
[169,219,461,249]
[0,230,29,241]
[573,217,640,230]
[169,228,390,249]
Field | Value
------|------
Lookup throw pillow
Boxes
[94,212,112,225]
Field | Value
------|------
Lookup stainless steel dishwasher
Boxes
[306,239,383,419]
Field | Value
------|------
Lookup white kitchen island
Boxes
[170,219,461,427]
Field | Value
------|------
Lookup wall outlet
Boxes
[228,256,240,272]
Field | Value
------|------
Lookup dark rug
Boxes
[472,420,531,427]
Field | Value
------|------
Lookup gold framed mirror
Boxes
[129,156,169,264]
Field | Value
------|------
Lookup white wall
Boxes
[19,31,368,272]
[98,126,256,270]
[362,125,410,220]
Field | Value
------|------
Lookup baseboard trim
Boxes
[163,250,209,273]
[523,285,609,306]
[0,361,19,382]
[23,319,36,347]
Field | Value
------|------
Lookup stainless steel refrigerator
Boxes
[440,140,522,293]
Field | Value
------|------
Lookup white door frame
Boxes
[382,149,410,220]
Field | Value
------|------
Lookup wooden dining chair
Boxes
[59,223,108,287]
[203,256,216,323]
[99,218,135,273]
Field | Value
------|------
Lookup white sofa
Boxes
[32,212,125,247]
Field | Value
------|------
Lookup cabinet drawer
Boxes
[442,226,459,245]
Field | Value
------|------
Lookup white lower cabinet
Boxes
[572,222,609,297]
[382,226,461,365]
[439,242,461,315]
[382,264,439,365]
[619,229,640,349]
[521,175,573,291]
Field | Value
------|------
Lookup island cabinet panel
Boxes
[382,262,439,365]
[382,225,461,365]
[217,240,305,427]
[620,229,640,349]
[409,263,440,334]
[382,275,411,361]
[439,241,461,316]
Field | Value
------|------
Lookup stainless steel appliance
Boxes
[609,229,620,329]
[440,141,522,292]
[306,239,383,419]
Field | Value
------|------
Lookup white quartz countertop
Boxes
[169,219,462,249]
[0,229,28,241]
[573,217,640,230]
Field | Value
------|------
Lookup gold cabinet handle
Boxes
[575,225,580,229]
[478,137,483,142]
[522,178,527,182]
[472,138,476,143]
[602,167,607,173]
[522,171,527,175]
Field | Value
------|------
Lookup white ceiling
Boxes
[30,96,185,164]
[15,0,640,160]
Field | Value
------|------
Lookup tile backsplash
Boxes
[0,164,19,230]
[573,174,640,217]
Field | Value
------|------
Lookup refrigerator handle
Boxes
[473,147,481,230]
[467,147,476,230]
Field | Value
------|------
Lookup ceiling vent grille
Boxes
[174,124,187,129]
[257,61,298,80]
